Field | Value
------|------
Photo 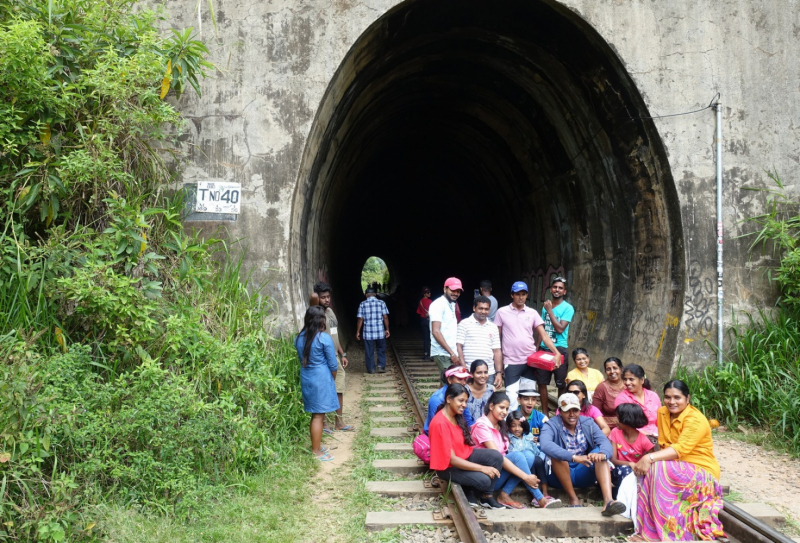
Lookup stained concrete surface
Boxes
[159,0,800,377]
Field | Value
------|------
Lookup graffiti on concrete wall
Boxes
[683,260,714,344]
[636,243,661,293]
[521,264,565,306]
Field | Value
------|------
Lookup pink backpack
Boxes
[413,433,431,464]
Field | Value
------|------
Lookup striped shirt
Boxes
[456,314,501,375]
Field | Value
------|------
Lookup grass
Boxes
[102,457,319,543]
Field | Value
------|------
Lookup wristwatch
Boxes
[341,352,347,357]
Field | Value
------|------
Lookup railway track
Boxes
[362,335,795,543]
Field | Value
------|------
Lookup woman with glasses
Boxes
[629,380,725,542]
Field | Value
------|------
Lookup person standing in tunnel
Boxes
[495,281,562,409]
[430,277,463,372]
[479,280,499,322]
[356,287,390,373]
[536,277,574,402]
[314,282,355,432]
[417,287,433,359]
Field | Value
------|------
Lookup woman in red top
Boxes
[429,383,505,505]
[417,287,432,360]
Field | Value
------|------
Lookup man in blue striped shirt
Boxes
[356,287,390,373]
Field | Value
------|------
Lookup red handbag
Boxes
[526,350,556,371]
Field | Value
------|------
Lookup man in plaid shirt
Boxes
[356,287,390,373]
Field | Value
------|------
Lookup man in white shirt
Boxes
[457,296,503,387]
[429,277,463,371]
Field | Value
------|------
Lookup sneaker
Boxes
[479,495,508,510]
[464,490,479,506]
[367,369,375,374]
[377,367,386,373]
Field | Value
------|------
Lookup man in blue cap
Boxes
[494,281,562,408]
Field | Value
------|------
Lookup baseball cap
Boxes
[365,287,376,294]
[511,281,529,293]
[444,277,463,291]
[445,366,472,380]
[517,377,540,397]
[557,393,581,412]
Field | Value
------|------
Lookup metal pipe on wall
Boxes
[715,100,724,365]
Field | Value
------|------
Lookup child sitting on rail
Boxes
[507,409,561,508]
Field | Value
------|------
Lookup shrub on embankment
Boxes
[679,172,800,455]
[0,1,306,540]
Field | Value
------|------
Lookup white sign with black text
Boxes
[195,182,242,214]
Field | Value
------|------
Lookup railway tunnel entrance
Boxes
[290,0,686,381]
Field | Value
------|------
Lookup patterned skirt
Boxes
[635,460,725,541]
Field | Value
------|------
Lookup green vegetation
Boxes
[361,256,389,292]
[0,1,308,541]
[679,172,800,455]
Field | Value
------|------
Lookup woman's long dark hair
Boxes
[296,306,326,367]
[566,380,591,410]
[622,363,652,390]
[436,383,474,446]
[483,391,511,444]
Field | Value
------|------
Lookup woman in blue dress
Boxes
[295,305,340,461]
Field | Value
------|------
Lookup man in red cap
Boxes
[429,277,464,371]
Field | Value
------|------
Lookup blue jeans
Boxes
[364,338,386,372]
[546,447,603,489]
[493,451,545,501]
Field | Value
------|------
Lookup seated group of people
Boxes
[424,355,726,542]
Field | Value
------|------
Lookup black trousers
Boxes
[436,448,504,494]
[420,317,431,355]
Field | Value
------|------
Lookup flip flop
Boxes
[497,499,525,509]
[315,452,334,462]
[323,428,334,435]
[543,497,563,509]
[602,500,627,517]
[335,425,356,432]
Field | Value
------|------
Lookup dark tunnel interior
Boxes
[292,0,686,378]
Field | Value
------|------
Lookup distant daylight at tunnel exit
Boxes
[165,0,800,380]
[291,0,683,382]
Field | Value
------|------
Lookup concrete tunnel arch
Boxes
[289,0,686,382]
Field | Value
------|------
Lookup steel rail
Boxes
[721,500,796,543]
[388,339,488,543]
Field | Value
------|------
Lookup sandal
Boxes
[323,428,334,435]
[602,500,626,517]
[497,499,525,509]
[542,497,563,508]
[335,425,356,432]
[315,452,334,462]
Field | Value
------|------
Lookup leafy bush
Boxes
[0,1,308,541]
[677,309,800,453]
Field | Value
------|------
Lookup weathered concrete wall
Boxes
[161,0,800,373]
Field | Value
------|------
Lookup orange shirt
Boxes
[657,404,720,480]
